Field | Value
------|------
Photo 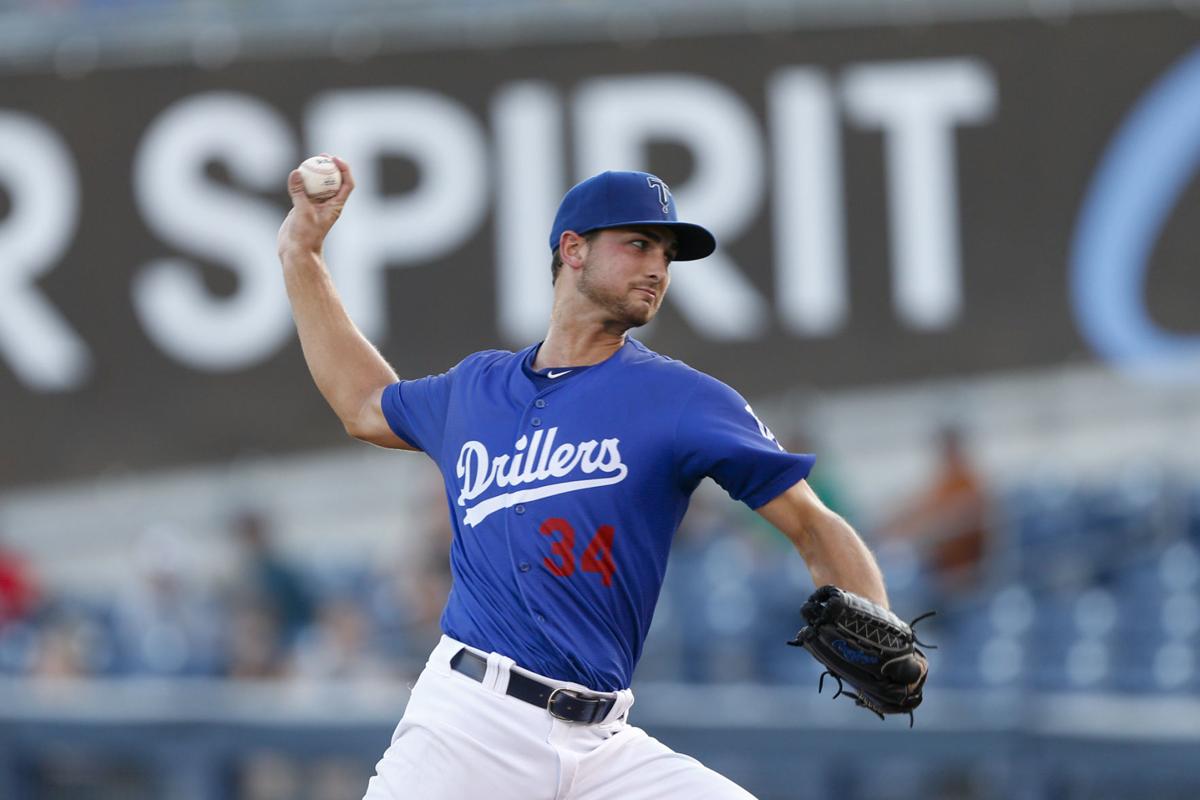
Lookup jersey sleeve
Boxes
[380,365,458,454]
[674,373,815,508]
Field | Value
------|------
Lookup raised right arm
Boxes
[276,156,414,450]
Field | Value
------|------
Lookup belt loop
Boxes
[487,652,517,694]
[497,653,516,694]
[484,652,503,691]
[606,689,635,724]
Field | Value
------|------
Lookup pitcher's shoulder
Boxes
[454,347,528,374]
[628,342,758,413]
[622,338,719,390]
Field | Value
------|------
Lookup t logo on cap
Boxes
[646,176,671,215]
[548,170,717,262]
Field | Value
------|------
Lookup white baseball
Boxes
[298,156,342,201]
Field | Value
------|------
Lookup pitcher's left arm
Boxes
[756,479,888,608]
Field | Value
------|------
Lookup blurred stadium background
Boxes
[2,0,1200,797]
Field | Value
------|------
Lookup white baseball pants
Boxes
[362,635,757,800]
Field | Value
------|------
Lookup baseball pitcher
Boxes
[276,162,927,799]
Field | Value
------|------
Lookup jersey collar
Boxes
[522,337,636,379]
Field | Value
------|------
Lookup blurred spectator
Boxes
[407,505,454,654]
[0,526,38,626]
[879,426,992,596]
[225,598,288,679]
[114,523,223,675]
[232,509,314,646]
[31,604,112,679]
[291,597,388,680]
[367,487,453,666]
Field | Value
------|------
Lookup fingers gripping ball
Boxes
[788,585,934,726]
[298,156,342,201]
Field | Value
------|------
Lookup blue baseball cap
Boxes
[549,171,717,261]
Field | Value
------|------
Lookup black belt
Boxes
[449,648,618,724]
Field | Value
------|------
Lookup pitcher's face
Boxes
[576,227,677,329]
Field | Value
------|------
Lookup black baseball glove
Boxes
[788,585,933,726]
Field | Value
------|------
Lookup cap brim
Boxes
[583,220,717,261]
[664,222,717,261]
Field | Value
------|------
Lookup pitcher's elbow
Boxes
[343,418,372,443]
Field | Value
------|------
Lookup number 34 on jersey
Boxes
[539,517,617,587]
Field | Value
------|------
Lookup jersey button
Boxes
[531,417,542,427]
[519,562,531,572]
[514,504,526,514]
[537,614,546,623]
[534,399,547,408]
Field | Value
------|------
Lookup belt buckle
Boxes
[546,687,577,721]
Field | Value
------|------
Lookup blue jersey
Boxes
[381,338,814,691]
